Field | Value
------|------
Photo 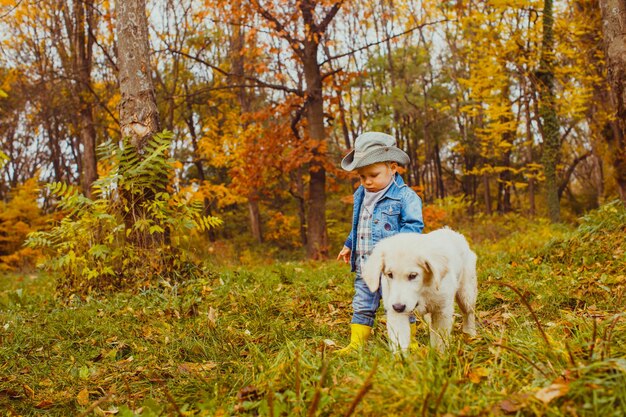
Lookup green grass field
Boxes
[1,202,625,416]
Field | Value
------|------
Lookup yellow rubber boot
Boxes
[336,324,372,355]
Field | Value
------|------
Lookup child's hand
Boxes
[337,246,351,264]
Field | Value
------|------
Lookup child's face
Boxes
[356,162,397,192]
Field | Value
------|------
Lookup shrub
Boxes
[25,131,221,297]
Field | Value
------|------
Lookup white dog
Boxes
[362,228,477,352]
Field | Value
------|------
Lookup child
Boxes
[336,131,424,353]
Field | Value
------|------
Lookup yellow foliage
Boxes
[264,211,300,248]
[197,182,247,209]
[0,177,48,270]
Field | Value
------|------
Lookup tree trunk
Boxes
[433,142,445,199]
[302,41,328,259]
[300,0,335,260]
[483,173,492,215]
[116,0,160,148]
[290,169,308,247]
[230,17,264,243]
[599,0,626,203]
[184,86,216,242]
[538,0,561,222]
[115,0,162,248]
[524,92,536,215]
[251,0,342,258]
[73,0,98,198]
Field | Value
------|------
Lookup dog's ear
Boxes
[362,247,384,292]
[423,254,449,291]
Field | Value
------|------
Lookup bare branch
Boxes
[318,0,345,34]
[167,48,303,96]
[558,151,592,199]
[321,19,449,66]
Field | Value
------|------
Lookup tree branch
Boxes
[0,0,24,19]
[249,0,303,57]
[167,48,303,96]
[558,151,592,199]
[321,67,342,81]
[318,0,345,33]
[321,19,449,66]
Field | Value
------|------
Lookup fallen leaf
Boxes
[178,362,218,374]
[77,388,90,406]
[0,388,21,398]
[468,367,489,383]
[35,400,54,409]
[535,383,569,404]
[499,393,530,413]
[237,385,260,402]
[208,307,218,327]
[23,384,34,399]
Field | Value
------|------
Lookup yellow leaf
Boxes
[23,384,35,399]
[77,388,90,406]
[468,367,489,383]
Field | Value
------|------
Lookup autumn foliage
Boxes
[0,0,624,264]
[0,178,48,271]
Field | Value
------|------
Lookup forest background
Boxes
[1,0,625,274]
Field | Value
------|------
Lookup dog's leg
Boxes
[386,311,411,352]
[456,253,478,337]
[429,308,454,352]
[455,292,476,337]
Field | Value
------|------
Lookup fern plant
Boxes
[25,131,221,297]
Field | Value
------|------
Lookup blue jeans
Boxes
[351,274,416,327]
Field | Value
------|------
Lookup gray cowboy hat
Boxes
[341,131,410,171]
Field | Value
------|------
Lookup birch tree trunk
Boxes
[115,0,163,247]
[116,0,160,148]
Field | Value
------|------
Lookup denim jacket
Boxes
[344,173,424,272]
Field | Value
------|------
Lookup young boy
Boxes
[336,131,424,353]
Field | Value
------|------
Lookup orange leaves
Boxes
[228,96,310,197]
[422,205,447,231]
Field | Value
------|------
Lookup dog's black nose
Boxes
[392,303,406,313]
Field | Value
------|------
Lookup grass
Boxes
[1,202,625,416]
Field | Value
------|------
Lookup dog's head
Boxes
[362,233,448,314]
